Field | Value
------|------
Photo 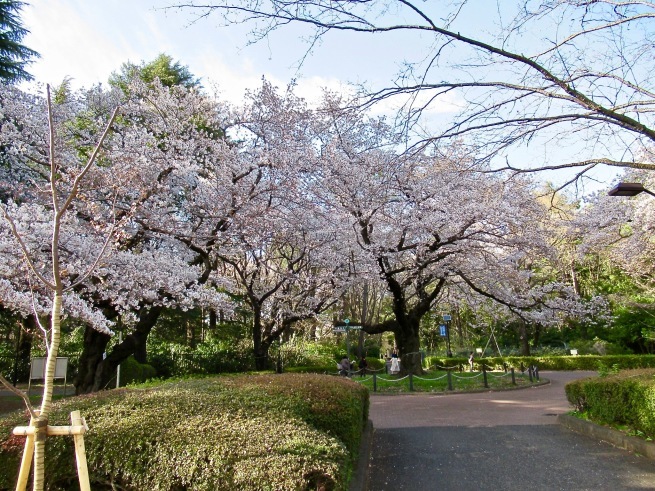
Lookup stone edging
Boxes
[558,413,655,460]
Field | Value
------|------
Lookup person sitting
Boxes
[340,356,351,376]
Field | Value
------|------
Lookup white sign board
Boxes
[30,357,68,380]
[28,357,69,396]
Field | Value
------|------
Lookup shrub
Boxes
[0,374,368,490]
[565,369,655,439]
[424,354,655,372]
[147,339,254,378]
[118,356,157,386]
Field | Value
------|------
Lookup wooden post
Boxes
[71,411,91,491]
[447,370,453,391]
[15,434,34,491]
[12,410,90,491]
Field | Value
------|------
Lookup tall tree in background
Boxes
[109,53,201,92]
[0,0,38,83]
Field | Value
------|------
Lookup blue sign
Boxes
[443,314,452,321]
[439,325,446,337]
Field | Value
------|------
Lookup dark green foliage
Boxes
[117,356,156,386]
[425,354,655,372]
[0,1,38,83]
[109,53,201,92]
[146,338,254,378]
[565,369,655,439]
[0,374,368,490]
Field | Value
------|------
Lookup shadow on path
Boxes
[367,371,655,490]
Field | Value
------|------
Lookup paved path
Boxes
[367,371,655,490]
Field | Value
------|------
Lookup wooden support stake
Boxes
[12,410,91,491]
[70,411,91,491]
[15,433,34,491]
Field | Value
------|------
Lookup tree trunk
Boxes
[75,306,162,393]
[394,318,423,375]
[252,304,269,370]
[13,316,35,384]
[519,320,530,356]
[186,318,196,348]
[254,339,272,371]
[74,325,111,395]
[33,290,63,491]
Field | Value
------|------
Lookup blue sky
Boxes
[21,0,424,106]
[20,1,622,194]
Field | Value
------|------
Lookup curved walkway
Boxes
[366,371,655,490]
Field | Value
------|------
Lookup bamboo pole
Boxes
[71,411,91,491]
[13,425,87,436]
[12,411,90,491]
[15,434,34,491]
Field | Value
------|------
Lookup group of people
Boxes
[340,349,477,377]
[339,355,368,376]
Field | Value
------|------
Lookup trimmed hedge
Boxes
[0,373,369,490]
[425,354,655,371]
[118,356,157,386]
[565,369,655,439]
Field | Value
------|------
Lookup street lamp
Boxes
[608,182,655,198]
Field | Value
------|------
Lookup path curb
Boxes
[558,413,655,460]
[349,419,372,491]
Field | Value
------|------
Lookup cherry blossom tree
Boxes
[0,80,236,394]
[0,84,119,490]
[308,101,595,373]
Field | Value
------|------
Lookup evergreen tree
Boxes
[109,53,201,92]
[0,0,38,83]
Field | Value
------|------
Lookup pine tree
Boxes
[0,0,38,83]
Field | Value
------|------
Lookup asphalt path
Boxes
[367,371,655,490]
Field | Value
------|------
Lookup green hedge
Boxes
[0,374,369,490]
[565,369,655,439]
[118,356,157,386]
[425,354,655,371]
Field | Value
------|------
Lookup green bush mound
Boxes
[0,373,369,490]
[286,356,384,375]
[118,356,157,386]
[565,369,655,439]
[425,354,655,371]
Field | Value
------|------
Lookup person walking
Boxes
[358,356,368,376]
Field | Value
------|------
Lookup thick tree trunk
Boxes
[75,306,162,393]
[254,339,271,371]
[394,318,423,375]
[74,325,111,395]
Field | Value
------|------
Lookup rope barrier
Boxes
[375,375,409,383]
[488,371,512,379]
[452,372,483,379]
[413,373,448,382]
[425,364,458,371]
